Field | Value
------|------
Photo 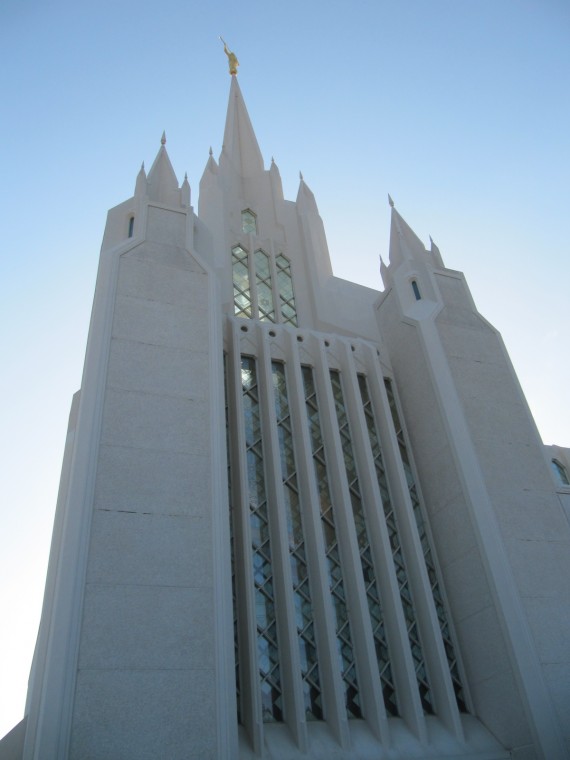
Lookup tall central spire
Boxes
[220,75,264,178]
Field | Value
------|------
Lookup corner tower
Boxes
[22,131,235,759]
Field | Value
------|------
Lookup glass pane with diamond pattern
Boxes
[242,209,257,235]
[275,254,298,326]
[329,370,398,716]
[254,249,275,322]
[384,378,467,713]
[232,246,252,319]
[272,362,323,720]
[241,356,283,722]
[301,366,361,719]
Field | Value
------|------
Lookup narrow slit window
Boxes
[411,280,421,300]
[128,216,135,238]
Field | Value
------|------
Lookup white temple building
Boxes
[2,62,570,760]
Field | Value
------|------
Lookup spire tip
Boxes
[388,193,394,208]
[161,131,166,146]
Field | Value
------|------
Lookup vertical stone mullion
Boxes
[229,320,264,753]
[257,324,308,750]
[337,342,427,742]
[284,333,351,749]
[312,341,386,740]
[366,357,464,740]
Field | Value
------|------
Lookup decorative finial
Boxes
[184,172,188,181]
[209,146,213,157]
[429,234,433,246]
[388,193,394,208]
[271,156,275,164]
[141,161,145,170]
[220,37,239,75]
[161,131,166,146]
[299,171,304,181]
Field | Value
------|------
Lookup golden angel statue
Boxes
[220,37,239,75]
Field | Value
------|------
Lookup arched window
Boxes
[241,209,257,235]
[128,216,135,238]
[411,279,421,301]
[551,459,570,486]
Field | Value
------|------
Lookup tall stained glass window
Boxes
[384,378,467,713]
[358,374,431,715]
[272,362,322,720]
[302,366,361,718]
[329,370,396,715]
[241,356,283,722]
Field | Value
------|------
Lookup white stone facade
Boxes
[4,76,569,760]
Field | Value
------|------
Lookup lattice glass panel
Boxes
[242,209,257,234]
[384,378,467,713]
[254,249,275,322]
[272,362,323,720]
[232,246,252,319]
[329,370,398,717]
[224,355,241,722]
[302,366,361,719]
[275,254,298,326]
[359,375,435,714]
[241,356,283,722]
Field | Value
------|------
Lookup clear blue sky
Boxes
[1,0,569,739]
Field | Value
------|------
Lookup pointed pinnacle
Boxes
[388,193,394,208]
[209,146,213,157]
[299,170,304,181]
[161,131,166,146]
[141,161,145,170]
[429,234,434,245]
[184,172,188,181]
